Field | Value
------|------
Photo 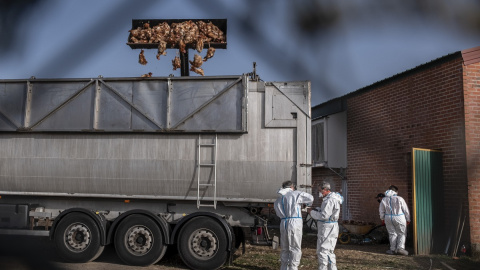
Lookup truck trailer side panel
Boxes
[0,75,311,202]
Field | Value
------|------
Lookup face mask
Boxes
[377,199,381,203]
[318,192,323,198]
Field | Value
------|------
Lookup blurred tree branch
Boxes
[0,0,40,53]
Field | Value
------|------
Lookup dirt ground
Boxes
[1,234,479,270]
[223,234,480,270]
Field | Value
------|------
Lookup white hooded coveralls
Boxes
[309,192,343,270]
[274,188,314,270]
[379,190,410,252]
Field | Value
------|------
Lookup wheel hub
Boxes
[65,223,91,252]
[191,229,218,258]
[126,226,153,255]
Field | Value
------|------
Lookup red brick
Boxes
[314,56,480,248]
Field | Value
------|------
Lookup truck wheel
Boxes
[177,217,228,270]
[114,214,167,266]
[54,213,104,263]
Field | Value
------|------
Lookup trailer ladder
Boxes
[197,134,217,209]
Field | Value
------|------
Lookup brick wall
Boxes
[463,62,480,256]
[345,56,469,246]
[312,168,343,209]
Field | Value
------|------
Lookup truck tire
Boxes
[114,214,167,266]
[177,216,228,270]
[54,213,104,263]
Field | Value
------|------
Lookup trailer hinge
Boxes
[299,163,312,167]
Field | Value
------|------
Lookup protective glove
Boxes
[381,220,385,226]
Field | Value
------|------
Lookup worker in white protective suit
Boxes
[274,180,314,270]
[379,185,410,256]
[308,182,343,270]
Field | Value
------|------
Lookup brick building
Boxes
[311,46,480,257]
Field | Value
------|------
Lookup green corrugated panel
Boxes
[413,148,443,255]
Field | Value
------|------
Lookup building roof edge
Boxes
[313,49,464,116]
[462,46,480,66]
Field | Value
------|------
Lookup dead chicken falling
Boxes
[172,56,181,70]
[128,20,226,75]
[190,67,204,76]
[156,40,167,60]
[189,54,204,76]
[189,54,203,68]
[203,47,215,62]
[138,49,148,65]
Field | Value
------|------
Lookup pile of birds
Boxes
[129,20,225,76]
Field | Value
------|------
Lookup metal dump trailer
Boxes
[0,73,311,269]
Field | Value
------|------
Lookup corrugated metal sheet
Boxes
[462,46,480,66]
[412,148,444,255]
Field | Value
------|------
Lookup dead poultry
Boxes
[170,22,186,37]
[211,23,225,42]
[203,21,225,42]
[170,21,200,53]
[167,29,180,46]
[172,56,181,70]
[129,20,225,45]
[190,66,204,76]
[170,22,185,47]
[128,27,142,43]
[151,22,170,43]
[138,23,152,43]
[178,39,186,54]
[196,21,213,43]
[183,20,198,45]
[128,20,225,73]
[139,50,148,65]
[189,54,203,68]
[203,47,215,62]
[141,72,152,78]
[156,40,167,60]
[195,37,205,53]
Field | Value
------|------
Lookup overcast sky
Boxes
[1,0,480,106]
